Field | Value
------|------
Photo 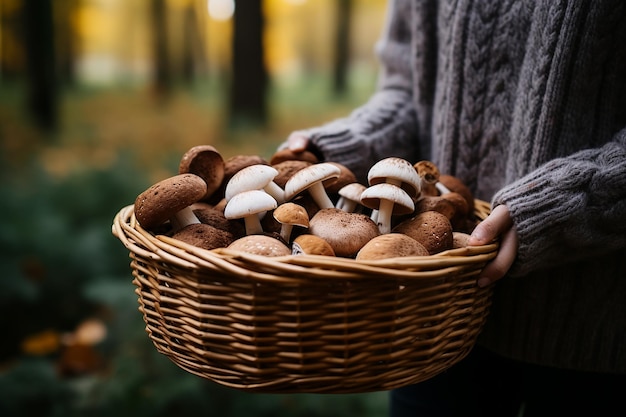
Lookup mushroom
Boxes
[284,162,341,209]
[367,157,421,199]
[223,189,277,235]
[270,148,319,165]
[227,234,291,257]
[308,208,380,258]
[209,154,269,204]
[291,234,335,256]
[224,164,285,204]
[414,195,457,220]
[335,182,367,212]
[178,145,225,201]
[272,160,312,188]
[392,210,453,255]
[324,162,358,195]
[356,233,429,260]
[413,160,440,197]
[192,203,246,239]
[439,191,470,230]
[172,223,234,250]
[452,231,472,248]
[360,183,415,234]
[272,202,309,243]
[438,174,475,213]
[134,173,206,231]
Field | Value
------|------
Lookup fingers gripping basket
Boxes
[112,200,497,394]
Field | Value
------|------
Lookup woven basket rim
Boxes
[112,199,498,283]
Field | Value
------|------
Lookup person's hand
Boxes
[285,131,310,152]
[468,204,518,287]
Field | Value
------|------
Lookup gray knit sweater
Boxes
[297,0,626,373]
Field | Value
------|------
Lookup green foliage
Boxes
[0,150,388,417]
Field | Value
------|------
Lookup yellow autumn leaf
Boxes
[21,329,61,356]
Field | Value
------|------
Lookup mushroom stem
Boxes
[243,215,264,235]
[308,183,335,209]
[376,199,394,234]
[370,209,379,224]
[280,224,294,243]
[170,206,201,232]
[264,182,286,204]
[436,182,452,195]
[336,197,357,212]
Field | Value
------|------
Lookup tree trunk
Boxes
[333,0,352,96]
[23,0,57,131]
[55,0,79,87]
[229,1,268,127]
[150,0,171,98]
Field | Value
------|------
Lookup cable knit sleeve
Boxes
[294,0,421,183]
[493,128,626,277]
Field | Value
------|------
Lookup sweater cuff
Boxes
[492,158,610,277]
[306,90,421,184]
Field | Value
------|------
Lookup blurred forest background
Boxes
[0,0,391,416]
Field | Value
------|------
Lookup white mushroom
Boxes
[360,183,415,234]
[335,182,367,212]
[224,164,285,204]
[224,190,277,235]
[284,162,341,209]
[368,157,421,199]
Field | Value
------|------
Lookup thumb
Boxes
[468,204,512,246]
[287,132,310,152]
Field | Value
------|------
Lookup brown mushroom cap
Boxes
[392,210,453,255]
[309,208,380,258]
[226,234,291,257]
[209,154,269,204]
[414,196,457,220]
[439,191,470,229]
[452,231,471,248]
[356,233,429,260]
[413,160,440,196]
[178,145,225,200]
[273,202,309,243]
[292,234,335,256]
[192,204,245,239]
[270,148,319,165]
[324,162,358,195]
[224,154,269,179]
[172,223,234,250]
[134,173,207,230]
[272,160,312,188]
[439,175,474,213]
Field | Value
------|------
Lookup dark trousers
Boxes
[390,346,625,417]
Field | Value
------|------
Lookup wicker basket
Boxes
[112,199,497,394]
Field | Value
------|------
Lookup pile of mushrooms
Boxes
[133,145,477,260]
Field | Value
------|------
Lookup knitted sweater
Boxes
[297,0,626,373]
